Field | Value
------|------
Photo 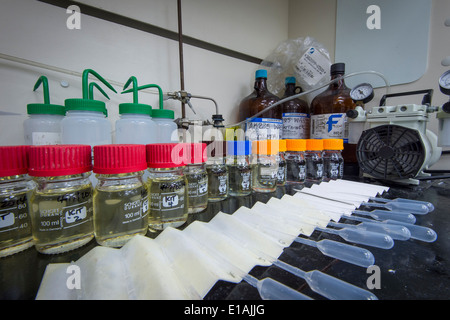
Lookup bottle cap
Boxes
[286,139,306,151]
[331,63,345,75]
[252,140,280,155]
[306,139,323,151]
[146,143,186,168]
[285,77,296,84]
[65,69,117,116]
[93,144,147,174]
[0,146,30,177]
[186,143,207,164]
[151,109,175,119]
[323,139,344,150]
[255,69,268,79]
[227,140,251,156]
[278,140,287,152]
[28,145,92,177]
[27,76,65,116]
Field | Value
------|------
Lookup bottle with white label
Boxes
[93,144,149,247]
[28,144,94,254]
[0,146,34,257]
[305,139,324,184]
[24,76,66,145]
[146,143,188,232]
[238,69,282,142]
[281,77,310,139]
[251,140,279,193]
[227,140,252,196]
[184,143,208,213]
[205,141,228,202]
[322,139,344,181]
[276,140,287,186]
[310,63,356,163]
[285,139,307,184]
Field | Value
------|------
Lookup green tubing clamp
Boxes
[121,76,163,109]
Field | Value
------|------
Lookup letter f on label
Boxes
[327,114,342,132]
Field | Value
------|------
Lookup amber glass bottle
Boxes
[281,77,310,139]
[310,63,357,163]
[238,69,282,141]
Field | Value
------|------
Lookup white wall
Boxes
[288,0,450,170]
[0,0,288,145]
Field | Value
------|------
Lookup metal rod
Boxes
[177,0,186,118]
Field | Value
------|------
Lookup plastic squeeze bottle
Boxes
[61,69,117,147]
[115,76,159,144]
[24,76,66,145]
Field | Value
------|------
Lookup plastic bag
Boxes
[261,37,332,99]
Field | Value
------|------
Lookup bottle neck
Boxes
[284,83,296,96]
[329,73,347,90]
[254,77,268,95]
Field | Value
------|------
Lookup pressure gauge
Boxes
[350,83,374,104]
[439,70,450,95]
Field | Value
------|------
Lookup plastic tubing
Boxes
[225,70,391,128]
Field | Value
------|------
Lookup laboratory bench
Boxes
[1,172,449,301]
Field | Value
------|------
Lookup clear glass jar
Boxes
[305,139,324,183]
[185,162,208,213]
[276,140,287,186]
[146,143,188,232]
[93,144,148,247]
[184,143,208,213]
[285,139,307,184]
[205,141,228,202]
[147,167,188,231]
[94,172,148,247]
[251,140,279,193]
[0,146,34,258]
[28,145,94,254]
[30,173,94,254]
[227,140,252,196]
[322,139,344,181]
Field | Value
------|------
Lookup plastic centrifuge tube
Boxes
[272,260,378,300]
[368,197,434,213]
[294,237,375,268]
[347,216,437,243]
[328,221,411,241]
[243,274,312,300]
[352,209,416,224]
[361,200,429,215]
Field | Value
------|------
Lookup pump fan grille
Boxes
[356,124,425,179]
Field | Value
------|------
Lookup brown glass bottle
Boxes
[310,63,357,163]
[238,69,282,141]
[281,77,310,139]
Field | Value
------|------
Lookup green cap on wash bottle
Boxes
[120,76,163,116]
[64,69,117,115]
[27,76,65,116]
